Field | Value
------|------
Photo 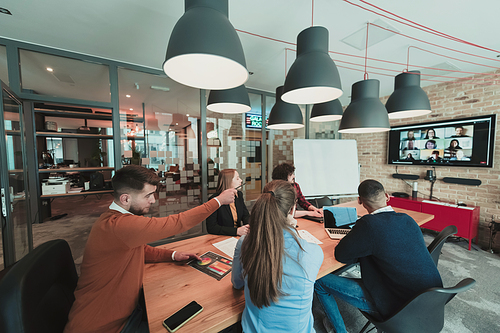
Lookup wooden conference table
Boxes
[143,201,434,333]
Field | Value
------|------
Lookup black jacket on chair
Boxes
[206,191,250,236]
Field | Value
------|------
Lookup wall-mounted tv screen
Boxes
[388,114,496,167]
[245,113,268,130]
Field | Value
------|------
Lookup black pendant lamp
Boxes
[282,26,343,105]
[163,0,248,90]
[386,71,431,119]
[310,99,343,122]
[339,79,390,133]
[268,86,304,130]
[207,85,251,113]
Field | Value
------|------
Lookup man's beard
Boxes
[129,204,149,216]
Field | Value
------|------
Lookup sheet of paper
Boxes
[212,237,239,258]
[297,230,323,244]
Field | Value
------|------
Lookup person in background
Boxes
[427,150,443,163]
[404,130,416,140]
[64,165,236,333]
[424,128,440,139]
[314,180,442,333]
[206,169,250,236]
[447,139,462,150]
[232,180,323,332]
[272,162,323,217]
[451,126,469,137]
[405,153,415,161]
[425,139,437,149]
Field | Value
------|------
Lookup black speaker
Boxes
[392,173,419,180]
[89,172,104,190]
[442,177,481,186]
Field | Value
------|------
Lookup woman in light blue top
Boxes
[232,180,323,333]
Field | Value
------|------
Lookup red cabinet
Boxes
[389,197,480,250]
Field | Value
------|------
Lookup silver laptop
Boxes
[323,206,358,239]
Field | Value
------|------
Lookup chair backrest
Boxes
[0,239,78,333]
[314,196,334,208]
[427,225,458,266]
[362,278,476,333]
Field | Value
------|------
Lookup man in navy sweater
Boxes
[315,179,442,333]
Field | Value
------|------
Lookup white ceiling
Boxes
[1,0,500,107]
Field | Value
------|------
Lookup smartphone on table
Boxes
[163,301,203,332]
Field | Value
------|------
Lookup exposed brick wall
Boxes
[343,70,500,251]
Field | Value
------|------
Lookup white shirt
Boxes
[371,205,395,215]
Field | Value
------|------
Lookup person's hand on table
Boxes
[306,209,322,218]
[237,224,250,236]
[217,188,237,205]
[308,205,323,216]
[173,252,201,261]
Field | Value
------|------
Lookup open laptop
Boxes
[323,206,358,239]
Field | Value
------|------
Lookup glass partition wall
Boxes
[206,92,263,209]
[0,45,8,85]
[118,68,204,240]
[1,38,304,262]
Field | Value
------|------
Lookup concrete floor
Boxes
[32,194,113,274]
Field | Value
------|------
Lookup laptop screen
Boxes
[323,206,358,228]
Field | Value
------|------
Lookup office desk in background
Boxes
[143,201,434,333]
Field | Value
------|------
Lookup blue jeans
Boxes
[315,274,380,333]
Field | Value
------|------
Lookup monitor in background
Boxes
[388,115,495,167]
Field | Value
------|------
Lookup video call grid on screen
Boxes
[387,115,495,167]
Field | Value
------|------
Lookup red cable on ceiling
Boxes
[407,46,500,72]
[312,0,315,26]
[343,0,500,54]
[241,31,500,83]
[368,22,500,65]
[358,0,500,54]
[338,64,500,84]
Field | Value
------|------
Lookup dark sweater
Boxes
[335,211,442,318]
[206,191,250,236]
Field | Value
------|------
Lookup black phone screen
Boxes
[163,301,203,332]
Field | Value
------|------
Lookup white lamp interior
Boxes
[163,54,248,90]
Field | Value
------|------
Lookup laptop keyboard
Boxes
[326,228,350,235]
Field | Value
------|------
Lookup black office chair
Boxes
[0,239,78,333]
[314,196,334,208]
[427,225,458,267]
[359,278,476,333]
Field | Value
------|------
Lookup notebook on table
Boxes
[323,206,358,239]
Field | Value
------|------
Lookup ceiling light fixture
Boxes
[126,94,131,98]
[310,99,343,122]
[338,79,390,133]
[339,23,389,134]
[282,26,342,105]
[386,70,432,119]
[150,85,170,92]
[163,0,248,90]
[207,85,251,113]
[268,86,304,130]
[46,67,53,72]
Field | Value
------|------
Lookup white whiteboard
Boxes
[293,139,359,197]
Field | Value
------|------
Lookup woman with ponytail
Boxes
[231,180,323,332]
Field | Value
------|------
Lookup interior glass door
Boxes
[0,82,31,268]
